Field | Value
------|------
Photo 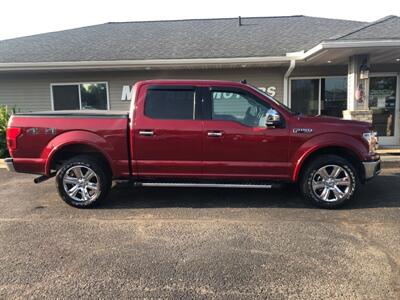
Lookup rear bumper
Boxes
[4,158,15,172]
[363,159,381,180]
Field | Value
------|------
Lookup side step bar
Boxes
[132,182,274,189]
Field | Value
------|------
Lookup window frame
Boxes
[143,86,202,121]
[289,76,348,115]
[50,82,110,111]
[204,86,277,128]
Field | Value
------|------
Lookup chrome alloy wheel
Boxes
[311,165,351,202]
[62,165,100,202]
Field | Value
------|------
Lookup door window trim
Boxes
[204,86,281,128]
[143,86,202,120]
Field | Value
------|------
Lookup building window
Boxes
[51,82,109,110]
[144,88,195,120]
[290,79,319,116]
[290,77,347,118]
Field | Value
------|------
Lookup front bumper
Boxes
[363,159,381,180]
[4,158,15,172]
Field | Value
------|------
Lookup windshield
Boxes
[248,85,296,115]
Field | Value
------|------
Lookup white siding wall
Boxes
[0,68,285,112]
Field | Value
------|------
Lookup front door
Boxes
[369,75,399,146]
[202,87,290,180]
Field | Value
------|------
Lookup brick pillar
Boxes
[343,55,373,123]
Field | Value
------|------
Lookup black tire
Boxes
[299,154,359,209]
[56,155,111,208]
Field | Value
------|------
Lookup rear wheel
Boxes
[56,155,111,208]
[300,155,358,208]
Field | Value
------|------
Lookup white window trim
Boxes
[289,76,347,115]
[50,81,110,111]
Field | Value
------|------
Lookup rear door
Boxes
[201,86,290,180]
[133,84,204,178]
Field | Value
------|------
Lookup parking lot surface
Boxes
[0,168,399,299]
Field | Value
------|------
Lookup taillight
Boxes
[6,127,21,150]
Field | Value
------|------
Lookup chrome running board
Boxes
[134,182,273,189]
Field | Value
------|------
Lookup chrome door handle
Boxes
[139,130,154,136]
[207,131,223,137]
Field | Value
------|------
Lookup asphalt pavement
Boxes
[0,168,399,299]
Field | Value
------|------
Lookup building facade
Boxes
[0,15,399,146]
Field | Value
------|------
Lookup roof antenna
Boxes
[238,16,242,26]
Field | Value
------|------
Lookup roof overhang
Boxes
[0,56,293,72]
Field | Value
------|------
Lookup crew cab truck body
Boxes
[5,80,380,208]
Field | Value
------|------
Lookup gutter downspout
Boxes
[283,60,296,106]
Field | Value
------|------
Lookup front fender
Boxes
[41,130,114,175]
[291,133,367,182]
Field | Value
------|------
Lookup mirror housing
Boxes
[265,108,282,128]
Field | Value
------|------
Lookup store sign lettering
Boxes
[121,85,276,101]
[121,85,133,101]
[266,86,276,97]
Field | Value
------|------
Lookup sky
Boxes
[0,0,399,40]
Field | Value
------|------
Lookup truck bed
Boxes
[8,110,130,177]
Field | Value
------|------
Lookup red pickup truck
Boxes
[5,80,380,208]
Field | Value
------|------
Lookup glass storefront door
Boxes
[369,75,399,145]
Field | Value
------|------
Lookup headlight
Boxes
[362,131,378,154]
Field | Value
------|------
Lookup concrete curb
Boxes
[381,157,400,169]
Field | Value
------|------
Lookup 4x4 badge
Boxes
[293,128,313,134]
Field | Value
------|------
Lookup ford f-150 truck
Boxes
[5,80,380,208]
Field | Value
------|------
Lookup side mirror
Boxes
[265,108,281,127]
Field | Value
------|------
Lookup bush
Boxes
[0,105,12,158]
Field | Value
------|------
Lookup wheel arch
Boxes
[43,131,114,176]
[293,146,365,183]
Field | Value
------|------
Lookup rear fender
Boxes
[42,130,114,176]
[291,133,366,182]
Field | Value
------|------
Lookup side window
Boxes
[211,91,271,127]
[144,89,195,120]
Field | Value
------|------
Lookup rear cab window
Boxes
[144,87,197,120]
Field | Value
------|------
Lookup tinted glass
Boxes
[145,89,195,119]
[291,79,319,115]
[321,77,347,118]
[52,85,80,110]
[211,91,270,127]
[369,76,397,136]
[80,83,108,110]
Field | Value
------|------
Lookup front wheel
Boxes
[300,155,359,208]
[56,155,111,208]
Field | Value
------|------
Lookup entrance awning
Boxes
[291,40,400,66]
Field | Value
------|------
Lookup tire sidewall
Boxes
[301,156,358,208]
[56,156,110,208]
